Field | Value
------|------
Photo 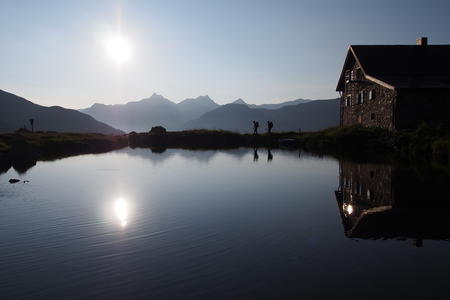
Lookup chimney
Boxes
[416,37,428,46]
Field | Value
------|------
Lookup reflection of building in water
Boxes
[335,161,450,246]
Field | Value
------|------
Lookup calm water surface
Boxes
[0,148,449,299]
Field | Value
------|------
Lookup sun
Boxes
[106,35,131,65]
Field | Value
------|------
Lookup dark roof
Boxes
[336,45,450,91]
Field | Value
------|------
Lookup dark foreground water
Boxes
[0,148,449,299]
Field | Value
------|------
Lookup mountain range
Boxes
[185,99,339,132]
[231,98,311,109]
[80,94,220,133]
[0,88,339,134]
[81,94,339,133]
[0,89,123,134]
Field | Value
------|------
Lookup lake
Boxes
[0,148,449,299]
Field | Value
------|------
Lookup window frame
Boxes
[345,70,350,83]
[369,89,375,100]
[358,91,364,104]
[345,95,351,106]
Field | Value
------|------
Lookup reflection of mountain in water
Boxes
[117,147,251,164]
[335,161,450,246]
[0,160,12,175]
[118,147,304,165]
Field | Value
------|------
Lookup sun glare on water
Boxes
[106,35,131,65]
[114,197,129,227]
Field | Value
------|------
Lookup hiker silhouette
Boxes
[253,121,259,134]
[267,121,273,134]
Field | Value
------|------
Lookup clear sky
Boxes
[1,0,450,108]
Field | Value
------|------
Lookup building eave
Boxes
[337,46,397,91]
[336,46,370,91]
[336,46,353,92]
[364,75,396,90]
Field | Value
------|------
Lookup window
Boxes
[351,70,356,81]
[344,178,349,188]
[358,91,364,104]
[369,89,375,100]
[371,113,375,120]
[345,70,350,83]
[345,95,351,106]
[356,182,362,195]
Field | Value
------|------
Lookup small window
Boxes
[358,91,364,104]
[345,70,350,83]
[345,95,351,106]
[344,178,349,188]
[369,89,375,100]
[351,70,356,81]
[356,182,362,195]
[371,113,375,120]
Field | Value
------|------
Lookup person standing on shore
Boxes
[267,121,273,134]
[253,121,259,134]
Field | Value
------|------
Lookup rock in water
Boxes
[9,179,20,184]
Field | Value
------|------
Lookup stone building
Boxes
[336,37,450,130]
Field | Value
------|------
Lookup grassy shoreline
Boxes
[1,125,449,173]
[295,125,450,163]
[0,132,129,172]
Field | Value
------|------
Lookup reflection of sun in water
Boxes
[114,198,128,227]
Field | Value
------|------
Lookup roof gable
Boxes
[337,44,450,91]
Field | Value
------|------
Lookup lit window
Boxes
[351,70,356,81]
[345,70,350,83]
[369,89,375,100]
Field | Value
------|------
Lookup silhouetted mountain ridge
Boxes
[81,94,336,133]
[229,98,312,109]
[186,99,339,133]
[176,95,219,122]
[0,90,123,134]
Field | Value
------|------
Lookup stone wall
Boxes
[340,60,396,129]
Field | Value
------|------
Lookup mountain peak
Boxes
[92,103,107,108]
[194,95,214,102]
[149,92,164,99]
[142,93,173,104]
[232,98,247,105]
[178,95,218,106]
